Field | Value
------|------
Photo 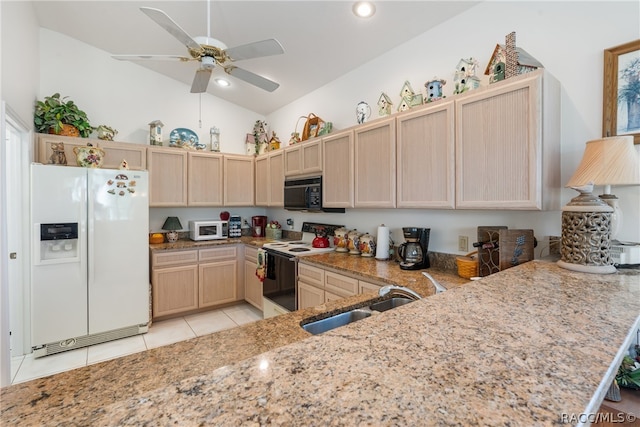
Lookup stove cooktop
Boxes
[262,235,335,256]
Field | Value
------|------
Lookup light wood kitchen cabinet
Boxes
[36,134,94,166]
[455,69,560,210]
[244,246,263,310]
[298,281,325,310]
[255,150,284,207]
[358,280,382,294]
[324,271,358,298]
[151,249,199,318]
[223,154,255,206]
[98,140,147,170]
[354,117,396,208]
[284,138,322,177]
[396,101,455,208]
[322,129,354,208]
[198,246,238,308]
[187,152,223,206]
[147,146,188,207]
[297,264,378,310]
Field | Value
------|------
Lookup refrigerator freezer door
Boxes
[87,169,149,334]
[31,165,88,345]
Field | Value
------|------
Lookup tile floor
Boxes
[10,302,263,386]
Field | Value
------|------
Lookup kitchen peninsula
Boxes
[1,257,638,425]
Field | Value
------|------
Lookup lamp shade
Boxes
[161,217,182,231]
[566,136,640,187]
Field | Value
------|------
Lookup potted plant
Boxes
[34,93,93,138]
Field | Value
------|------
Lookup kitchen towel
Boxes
[256,248,267,282]
[375,224,390,260]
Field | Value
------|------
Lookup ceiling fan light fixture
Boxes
[215,78,230,87]
[353,1,375,18]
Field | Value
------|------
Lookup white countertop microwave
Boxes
[189,220,229,241]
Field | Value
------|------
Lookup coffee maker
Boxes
[252,216,267,237]
[398,227,430,270]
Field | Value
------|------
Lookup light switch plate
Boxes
[458,235,469,252]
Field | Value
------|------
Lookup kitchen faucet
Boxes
[422,272,447,294]
[378,285,422,300]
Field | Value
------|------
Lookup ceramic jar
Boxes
[347,229,362,255]
[73,144,105,168]
[358,233,376,257]
[333,227,349,253]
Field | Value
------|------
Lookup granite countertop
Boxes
[2,259,639,425]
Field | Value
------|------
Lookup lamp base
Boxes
[556,260,616,274]
[165,231,179,243]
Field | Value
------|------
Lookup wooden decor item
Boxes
[476,226,535,277]
[477,226,506,276]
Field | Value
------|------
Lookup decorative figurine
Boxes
[48,142,67,165]
[289,132,301,145]
[96,125,118,141]
[453,57,481,94]
[119,159,129,170]
[424,77,447,103]
[210,126,220,152]
[356,101,371,124]
[148,120,164,146]
[377,92,393,116]
[253,120,269,155]
[485,31,543,84]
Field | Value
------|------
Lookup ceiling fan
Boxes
[112,6,284,93]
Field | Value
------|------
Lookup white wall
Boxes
[38,29,264,153]
[265,1,640,252]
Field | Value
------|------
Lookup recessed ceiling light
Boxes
[215,78,230,87]
[353,1,375,18]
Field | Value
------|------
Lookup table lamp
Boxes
[162,216,182,243]
[558,136,639,274]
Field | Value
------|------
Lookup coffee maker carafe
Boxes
[398,227,430,270]
[252,216,267,237]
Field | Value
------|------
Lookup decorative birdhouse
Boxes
[397,81,423,111]
[485,32,543,84]
[253,120,269,155]
[397,97,412,112]
[453,57,481,94]
[377,92,393,116]
[245,133,256,155]
[210,126,220,152]
[148,120,164,146]
[424,77,447,103]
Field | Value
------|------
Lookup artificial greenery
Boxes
[615,352,640,390]
[34,93,93,138]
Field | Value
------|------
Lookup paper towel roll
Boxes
[375,224,390,260]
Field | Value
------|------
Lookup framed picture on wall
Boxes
[603,39,640,144]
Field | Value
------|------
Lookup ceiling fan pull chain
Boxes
[198,93,202,129]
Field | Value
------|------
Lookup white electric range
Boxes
[262,234,335,256]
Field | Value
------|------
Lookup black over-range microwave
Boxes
[283,176,345,213]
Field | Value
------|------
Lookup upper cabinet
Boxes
[455,70,560,210]
[223,154,255,206]
[284,138,322,177]
[98,140,147,170]
[187,152,223,206]
[396,101,455,208]
[322,129,354,208]
[255,150,284,207]
[147,146,188,207]
[354,117,396,208]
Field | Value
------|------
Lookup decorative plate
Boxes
[169,128,205,150]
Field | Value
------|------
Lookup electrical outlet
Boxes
[458,235,469,252]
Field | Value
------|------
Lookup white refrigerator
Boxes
[30,164,149,357]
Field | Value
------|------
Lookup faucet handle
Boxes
[422,272,447,294]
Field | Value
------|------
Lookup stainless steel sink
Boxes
[302,309,372,335]
[368,297,413,312]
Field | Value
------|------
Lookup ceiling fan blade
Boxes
[140,7,202,53]
[191,69,212,93]
[225,66,280,92]
[224,39,285,61]
[112,54,191,62]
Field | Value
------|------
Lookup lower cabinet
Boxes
[244,246,263,311]
[151,246,241,319]
[297,263,384,310]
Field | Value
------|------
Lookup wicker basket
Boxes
[456,251,478,279]
[265,228,282,240]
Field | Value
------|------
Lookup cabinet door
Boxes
[284,145,302,176]
[325,271,358,298]
[301,138,322,174]
[188,152,223,206]
[359,280,382,294]
[396,102,455,208]
[223,155,255,206]
[455,71,549,209]
[152,264,198,318]
[244,259,263,310]
[36,134,95,166]
[354,117,396,207]
[255,155,269,206]
[268,150,285,207]
[147,147,188,207]
[199,260,238,308]
[98,140,147,170]
[322,130,354,208]
[298,281,325,310]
